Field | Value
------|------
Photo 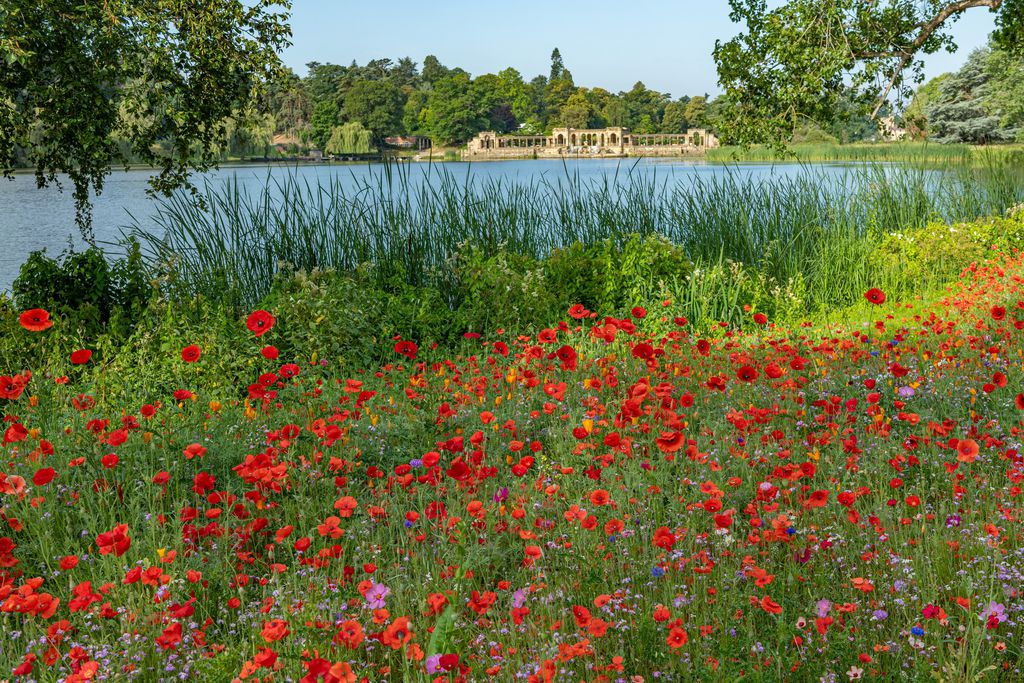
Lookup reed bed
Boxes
[132,158,1024,312]
[706,141,1024,165]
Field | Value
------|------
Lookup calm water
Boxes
[0,158,860,291]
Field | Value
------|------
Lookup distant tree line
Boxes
[265,49,726,150]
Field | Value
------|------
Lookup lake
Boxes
[0,158,869,292]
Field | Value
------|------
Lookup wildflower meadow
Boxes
[2,244,1024,683]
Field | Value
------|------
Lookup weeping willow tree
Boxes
[325,122,374,155]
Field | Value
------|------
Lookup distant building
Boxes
[384,136,431,150]
[878,117,907,142]
[465,126,719,159]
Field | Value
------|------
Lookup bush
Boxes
[12,241,152,334]
[450,244,558,335]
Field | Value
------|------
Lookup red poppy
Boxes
[653,526,676,550]
[156,622,182,650]
[96,524,131,557]
[246,310,276,337]
[555,344,578,371]
[666,626,688,648]
[261,619,290,643]
[568,304,589,319]
[33,468,56,486]
[381,616,413,649]
[864,288,886,305]
[655,431,684,453]
[537,328,557,344]
[1016,393,1024,410]
[753,312,768,325]
[760,595,783,614]
[394,340,418,360]
[19,308,53,332]
[180,345,201,363]
[70,349,92,365]
[261,345,279,360]
[445,458,471,481]
[956,439,979,463]
[334,620,364,649]
[0,374,29,401]
[804,490,829,509]
[736,365,759,382]
[991,306,1006,321]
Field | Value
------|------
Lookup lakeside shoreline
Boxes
[8,141,1021,177]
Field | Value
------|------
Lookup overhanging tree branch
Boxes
[860,0,1002,117]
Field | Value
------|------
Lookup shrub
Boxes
[12,241,152,333]
[450,244,559,335]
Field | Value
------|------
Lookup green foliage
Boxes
[310,101,341,150]
[0,0,292,234]
[994,0,1024,54]
[984,47,1024,141]
[683,96,707,129]
[325,122,373,155]
[875,214,1024,291]
[134,159,1024,319]
[343,80,404,142]
[790,123,840,145]
[450,246,558,335]
[8,206,1024,399]
[545,235,694,313]
[713,0,1022,148]
[12,242,151,334]
[425,73,488,146]
[402,90,430,136]
[905,74,950,139]
[927,47,1019,144]
[557,91,598,129]
[661,101,689,134]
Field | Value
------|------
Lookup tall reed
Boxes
[132,158,1024,311]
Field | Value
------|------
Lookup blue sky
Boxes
[280,1,997,98]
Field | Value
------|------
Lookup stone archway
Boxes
[556,133,565,145]
[609,133,617,144]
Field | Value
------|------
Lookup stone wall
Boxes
[464,126,719,159]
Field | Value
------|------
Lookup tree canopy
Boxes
[259,49,717,149]
[919,44,1023,142]
[0,0,292,234]
[713,0,1024,146]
